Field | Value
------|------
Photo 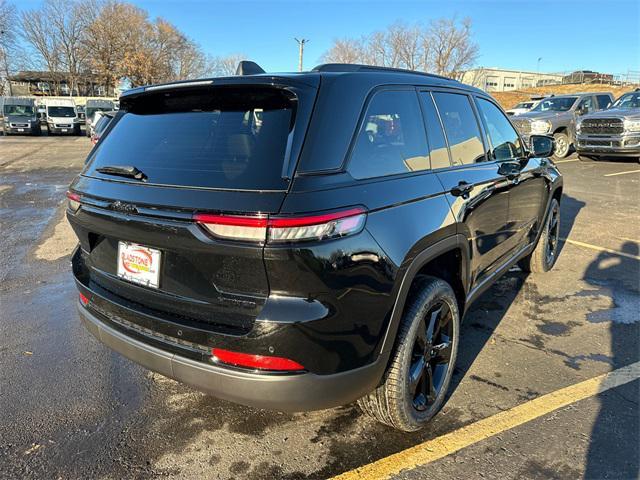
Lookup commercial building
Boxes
[461,68,564,92]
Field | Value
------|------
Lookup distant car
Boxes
[512,92,614,158]
[90,111,116,145]
[85,99,116,137]
[506,99,542,116]
[576,90,640,161]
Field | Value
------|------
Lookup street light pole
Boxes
[295,38,309,72]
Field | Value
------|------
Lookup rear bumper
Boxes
[78,303,386,411]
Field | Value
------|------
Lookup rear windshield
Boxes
[85,86,297,191]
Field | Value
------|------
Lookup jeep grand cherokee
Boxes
[68,62,562,431]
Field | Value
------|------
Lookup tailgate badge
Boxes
[110,201,138,214]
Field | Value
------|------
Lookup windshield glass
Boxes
[531,97,578,112]
[86,87,297,190]
[515,102,533,109]
[612,92,640,109]
[48,106,76,118]
[4,105,35,116]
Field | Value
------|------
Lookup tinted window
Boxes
[477,98,525,161]
[420,92,450,169]
[348,90,429,179]
[86,87,296,190]
[48,106,75,117]
[578,96,594,114]
[597,95,612,110]
[432,92,485,165]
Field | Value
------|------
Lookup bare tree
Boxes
[320,38,364,64]
[47,0,91,95]
[0,0,17,95]
[320,16,479,79]
[20,5,64,94]
[207,53,246,77]
[425,17,479,79]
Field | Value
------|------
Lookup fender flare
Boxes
[378,234,470,357]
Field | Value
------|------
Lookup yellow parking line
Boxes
[333,361,640,480]
[604,169,640,177]
[561,238,640,261]
[554,158,580,164]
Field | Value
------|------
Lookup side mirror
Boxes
[529,135,554,158]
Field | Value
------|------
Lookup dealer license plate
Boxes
[117,241,161,288]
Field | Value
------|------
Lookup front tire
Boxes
[552,132,571,159]
[358,276,459,431]
[519,197,561,273]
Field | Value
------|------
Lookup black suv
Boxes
[68,63,562,431]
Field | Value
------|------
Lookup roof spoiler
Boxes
[236,61,266,76]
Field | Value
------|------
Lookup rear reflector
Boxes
[194,207,366,243]
[212,348,305,371]
[79,292,89,306]
[66,191,81,212]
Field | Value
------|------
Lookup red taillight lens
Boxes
[79,292,89,306]
[211,348,305,371]
[194,207,366,243]
[66,191,81,212]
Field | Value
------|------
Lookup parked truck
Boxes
[576,90,640,161]
[512,92,614,158]
[0,97,41,136]
[42,98,81,135]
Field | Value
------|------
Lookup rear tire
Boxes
[519,197,561,273]
[552,132,570,159]
[358,276,459,432]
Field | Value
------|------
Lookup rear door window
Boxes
[432,92,486,165]
[348,90,430,179]
[85,87,298,191]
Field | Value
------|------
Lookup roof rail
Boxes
[312,63,455,81]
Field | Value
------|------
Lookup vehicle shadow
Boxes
[583,241,640,480]
[449,193,586,395]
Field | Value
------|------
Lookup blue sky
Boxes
[20,0,640,74]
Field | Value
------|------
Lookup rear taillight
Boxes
[194,207,367,243]
[211,348,305,372]
[66,191,81,212]
[79,292,89,306]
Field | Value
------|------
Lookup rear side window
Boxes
[348,90,429,179]
[476,98,525,161]
[86,87,296,190]
[432,92,485,165]
[597,95,612,110]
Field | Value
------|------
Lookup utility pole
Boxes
[295,38,309,72]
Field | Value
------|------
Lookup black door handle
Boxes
[451,181,473,197]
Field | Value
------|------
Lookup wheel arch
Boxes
[378,234,470,358]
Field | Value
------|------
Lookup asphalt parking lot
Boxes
[0,135,638,479]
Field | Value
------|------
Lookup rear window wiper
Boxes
[95,165,148,182]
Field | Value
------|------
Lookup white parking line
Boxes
[604,169,640,177]
[561,238,640,261]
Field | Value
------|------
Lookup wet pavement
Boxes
[0,137,638,479]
